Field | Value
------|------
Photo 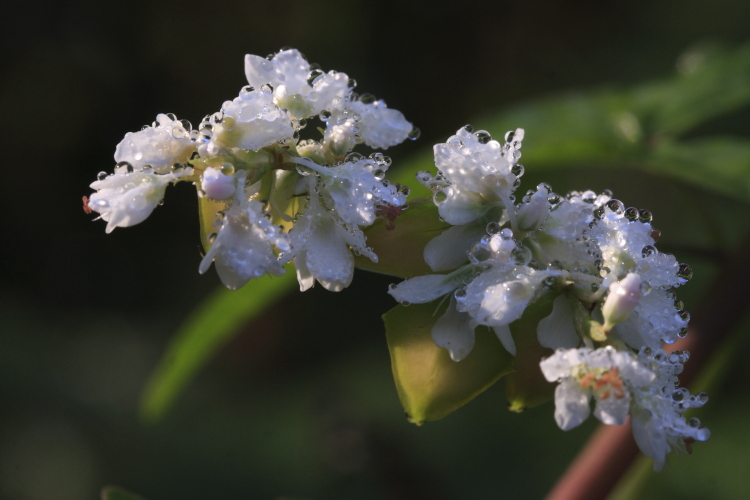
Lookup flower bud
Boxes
[602,273,642,331]
[516,188,550,231]
[201,167,236,200]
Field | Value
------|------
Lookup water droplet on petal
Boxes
[638,208,653,223]
[677,263,693,281]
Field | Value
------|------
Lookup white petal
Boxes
[554,378,591,431]
[214,90,294,151]
[294,252,315,292]
[347,100,413,149]
[630,408,668,472]
[437,185,488,225]
[431,296,476,361]
[244,54,280,88]
[593,393,630,426]
[389,274,458,304]
[537,294,580,349]
[492,324,516,356]
[423,221,486,272]
[304,216,354,290]
[114,114,195,172]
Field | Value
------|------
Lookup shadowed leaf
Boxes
[139,267,297,422]
[355,199,449,279]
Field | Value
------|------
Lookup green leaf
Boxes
[139,267,297,423]
[648,137,750,204]
[101,486,147,500]
[384,300,514,424]
[631,43,750,137]
[355,199,450,279]
[504,293,556,412]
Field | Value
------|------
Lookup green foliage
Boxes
[383,300,514,424]
[139,266,297,422]
[479,42,750,204]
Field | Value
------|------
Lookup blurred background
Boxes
[2,1,750,499]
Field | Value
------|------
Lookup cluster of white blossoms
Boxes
[389,125,708,470]
[85,48,417,291]
[86,51,710,470]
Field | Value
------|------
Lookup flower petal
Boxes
[492,324,516,356]
[593,392,630,426]
[389,274,459,304]
[423,221,486,272]
[537,294,580,349]
[431,296,476,362]
[554,378,591,431]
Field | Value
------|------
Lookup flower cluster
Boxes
[389,125,707,469]
[85,49,417,291]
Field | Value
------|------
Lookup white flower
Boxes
[612,288,689,349]
[244,49,349,119]
[630,347,710,471]
[540,347,655,430]
[323,100,414,156]
[210,88,294,151]
[199,171,289,290]
[114,113,196,173]
[426,126,524,226]
[289,192,368,292]
[88,171,178,233]
[288,156,405,292]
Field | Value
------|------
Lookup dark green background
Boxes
[2,1,750,499]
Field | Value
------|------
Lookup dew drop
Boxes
[476,131,491,144]
[504,130,515,143]
[638,209,653,223]
[677,263,693,281]
[486,221,502,235]
[510,246,532,265]
[642,245,657,258]
[606,199,625,214]
[220,162,235,176]
[434,190,447,203]
[624,207,639,222]
[677,327,688,338]
[511,164,525,177]
[408,127,421,140]
[207,232,218,244]
[97,171,108,180]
